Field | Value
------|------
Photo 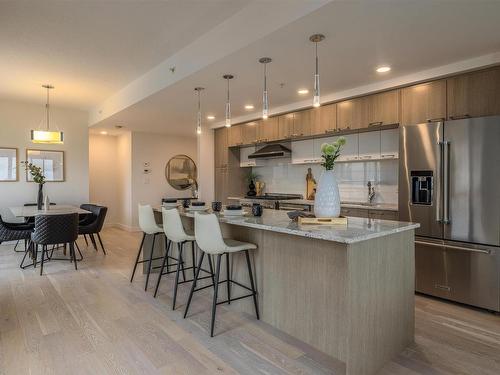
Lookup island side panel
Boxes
[346,229,415,375]
[260,230,349,363]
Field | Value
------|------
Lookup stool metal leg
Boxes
[210,254,222,337]
[130,233,146,283]
[207,254,216,290]
[145,233,157,291]
[183,251,205,319]
[226,253,231,304]
[172,242,184,310]
[154,240,171,298]
[245,250,260,320]
[191,241,196,279]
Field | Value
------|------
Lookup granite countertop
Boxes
[177,208,418,245]
[230,197,399,212]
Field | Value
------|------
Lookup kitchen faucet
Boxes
[367,181,376,203]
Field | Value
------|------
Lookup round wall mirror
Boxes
[165,154,197,191]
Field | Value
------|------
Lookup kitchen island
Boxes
[155,208,418,375]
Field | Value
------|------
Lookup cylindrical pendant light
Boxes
[223,74,234,127]
[259,57,272,119]
[194,87,204,135]
[31,84,64,144]
[310,34,325,108]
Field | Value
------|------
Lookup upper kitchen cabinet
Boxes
[241,121,258,145]
[337,133,359,161]
[337,97,365,130]
[380,129,399,159]
[256,117,279,143]
[402,80,446,124]
[214,127,228,168]
[278,113,295,139]
[447,67,500,119]
[311,104,337,135]
[365,89,400,128]
[292,109,312,138]
[228,125,242,147]
[358,131,381,160]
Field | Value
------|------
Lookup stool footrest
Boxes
[216,293,256,306]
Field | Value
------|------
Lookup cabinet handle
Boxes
[368,121,383,127]
[380,154,396,159]
[325,129,336,134]
[427,117,445,123]
[449,114,470,120]
[360,155,372,159]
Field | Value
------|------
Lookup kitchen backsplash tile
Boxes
[252,159,398,205]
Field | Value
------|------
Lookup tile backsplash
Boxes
[252,159,398,205]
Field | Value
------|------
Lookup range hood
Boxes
[248,143,291,159]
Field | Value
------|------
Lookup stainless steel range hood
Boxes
[248,143,291,159]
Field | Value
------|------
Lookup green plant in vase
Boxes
[315,137,346,218]
[22,161,46,209]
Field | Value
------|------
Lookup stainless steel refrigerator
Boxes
[399,116,500,312]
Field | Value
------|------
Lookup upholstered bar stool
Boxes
[157,207,215,310]
[184,212,259,337]
[130,204,165,291]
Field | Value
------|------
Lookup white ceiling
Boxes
[92,0,500,136]
[0,0,247,108]
[3,1,500,137]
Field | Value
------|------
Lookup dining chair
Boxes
[31,213,79,275]
[78,204,108,254]
[0,215,34,268]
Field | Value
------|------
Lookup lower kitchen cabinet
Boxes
[340,207,369,218]
[368,210,398,220]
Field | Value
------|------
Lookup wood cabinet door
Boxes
[402,80,446,125]
[214,167,228,203]
[309,104,337,135]
[365,90,400,127]
[293,109,312,137]
[340,207,369,218]
[228,125,242,147]
[278,113,295,139]
[447,67,500,119]
[337,98,365,130]
[257,117,279,142]
[241,122,258,145]
[368,210,399,221]
[214,127,228,168]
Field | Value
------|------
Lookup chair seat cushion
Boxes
[223,239,257,253]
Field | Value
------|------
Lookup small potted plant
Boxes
[314,137,346,218]
[22,162,46,210]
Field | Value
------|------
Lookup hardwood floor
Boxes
[0,227,498,374]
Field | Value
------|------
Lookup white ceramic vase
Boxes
[314,170,340,218]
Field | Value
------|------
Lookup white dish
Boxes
[162,202,179,208]
[221,209,247,216]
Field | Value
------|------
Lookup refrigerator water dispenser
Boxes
[411,171,433,205]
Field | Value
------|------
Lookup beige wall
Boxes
[196,128,214,202]
[131,132,197,228]
[0,99,89,213]
[116,132,132,229]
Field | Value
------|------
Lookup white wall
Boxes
[89,134,120,224]
[116,132,132,230]
[0,99,89,212]
[197,129,214,202]
[131,132,197,228]
[253,159,398,205]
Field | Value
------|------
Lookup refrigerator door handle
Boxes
[443,140,451,224]
[436,141,443,223]
[415,240,492,255]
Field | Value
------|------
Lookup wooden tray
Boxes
[298,216,348,225]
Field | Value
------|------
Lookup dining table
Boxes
[9,204,91,218]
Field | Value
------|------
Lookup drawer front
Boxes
[341,207,369,218]
[368,210,398,221]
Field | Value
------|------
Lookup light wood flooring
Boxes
[0,227,499,375]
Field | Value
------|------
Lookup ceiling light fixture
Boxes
[206,115,215,120]
[297,89,309,95]
[223,74,234,128]
[309,34,325,108]
[244,105,254,110]
[376,66,391,73]
[194,87,204,135]
[259,57,272,119]
[31,85,64,144]
[100,131,108,135]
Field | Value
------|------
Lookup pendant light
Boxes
[309,34,325,108]
[31,84,64,144]
[194,87,204,135]
[223,74,233,127]
[259,57,272,119]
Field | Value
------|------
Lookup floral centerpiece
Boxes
[314,137,346,218]
[22,162,46,209]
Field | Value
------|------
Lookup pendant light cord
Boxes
[46,87,50,131]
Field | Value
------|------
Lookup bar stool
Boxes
[157,207,215,310]
[184,212,259,337]
[130,204,165,291]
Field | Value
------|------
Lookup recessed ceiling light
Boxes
[297,89,309,95]
[244,105,254,110]
[100,131,108,135]
[207,115,215,120]
[376,66,391,73]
